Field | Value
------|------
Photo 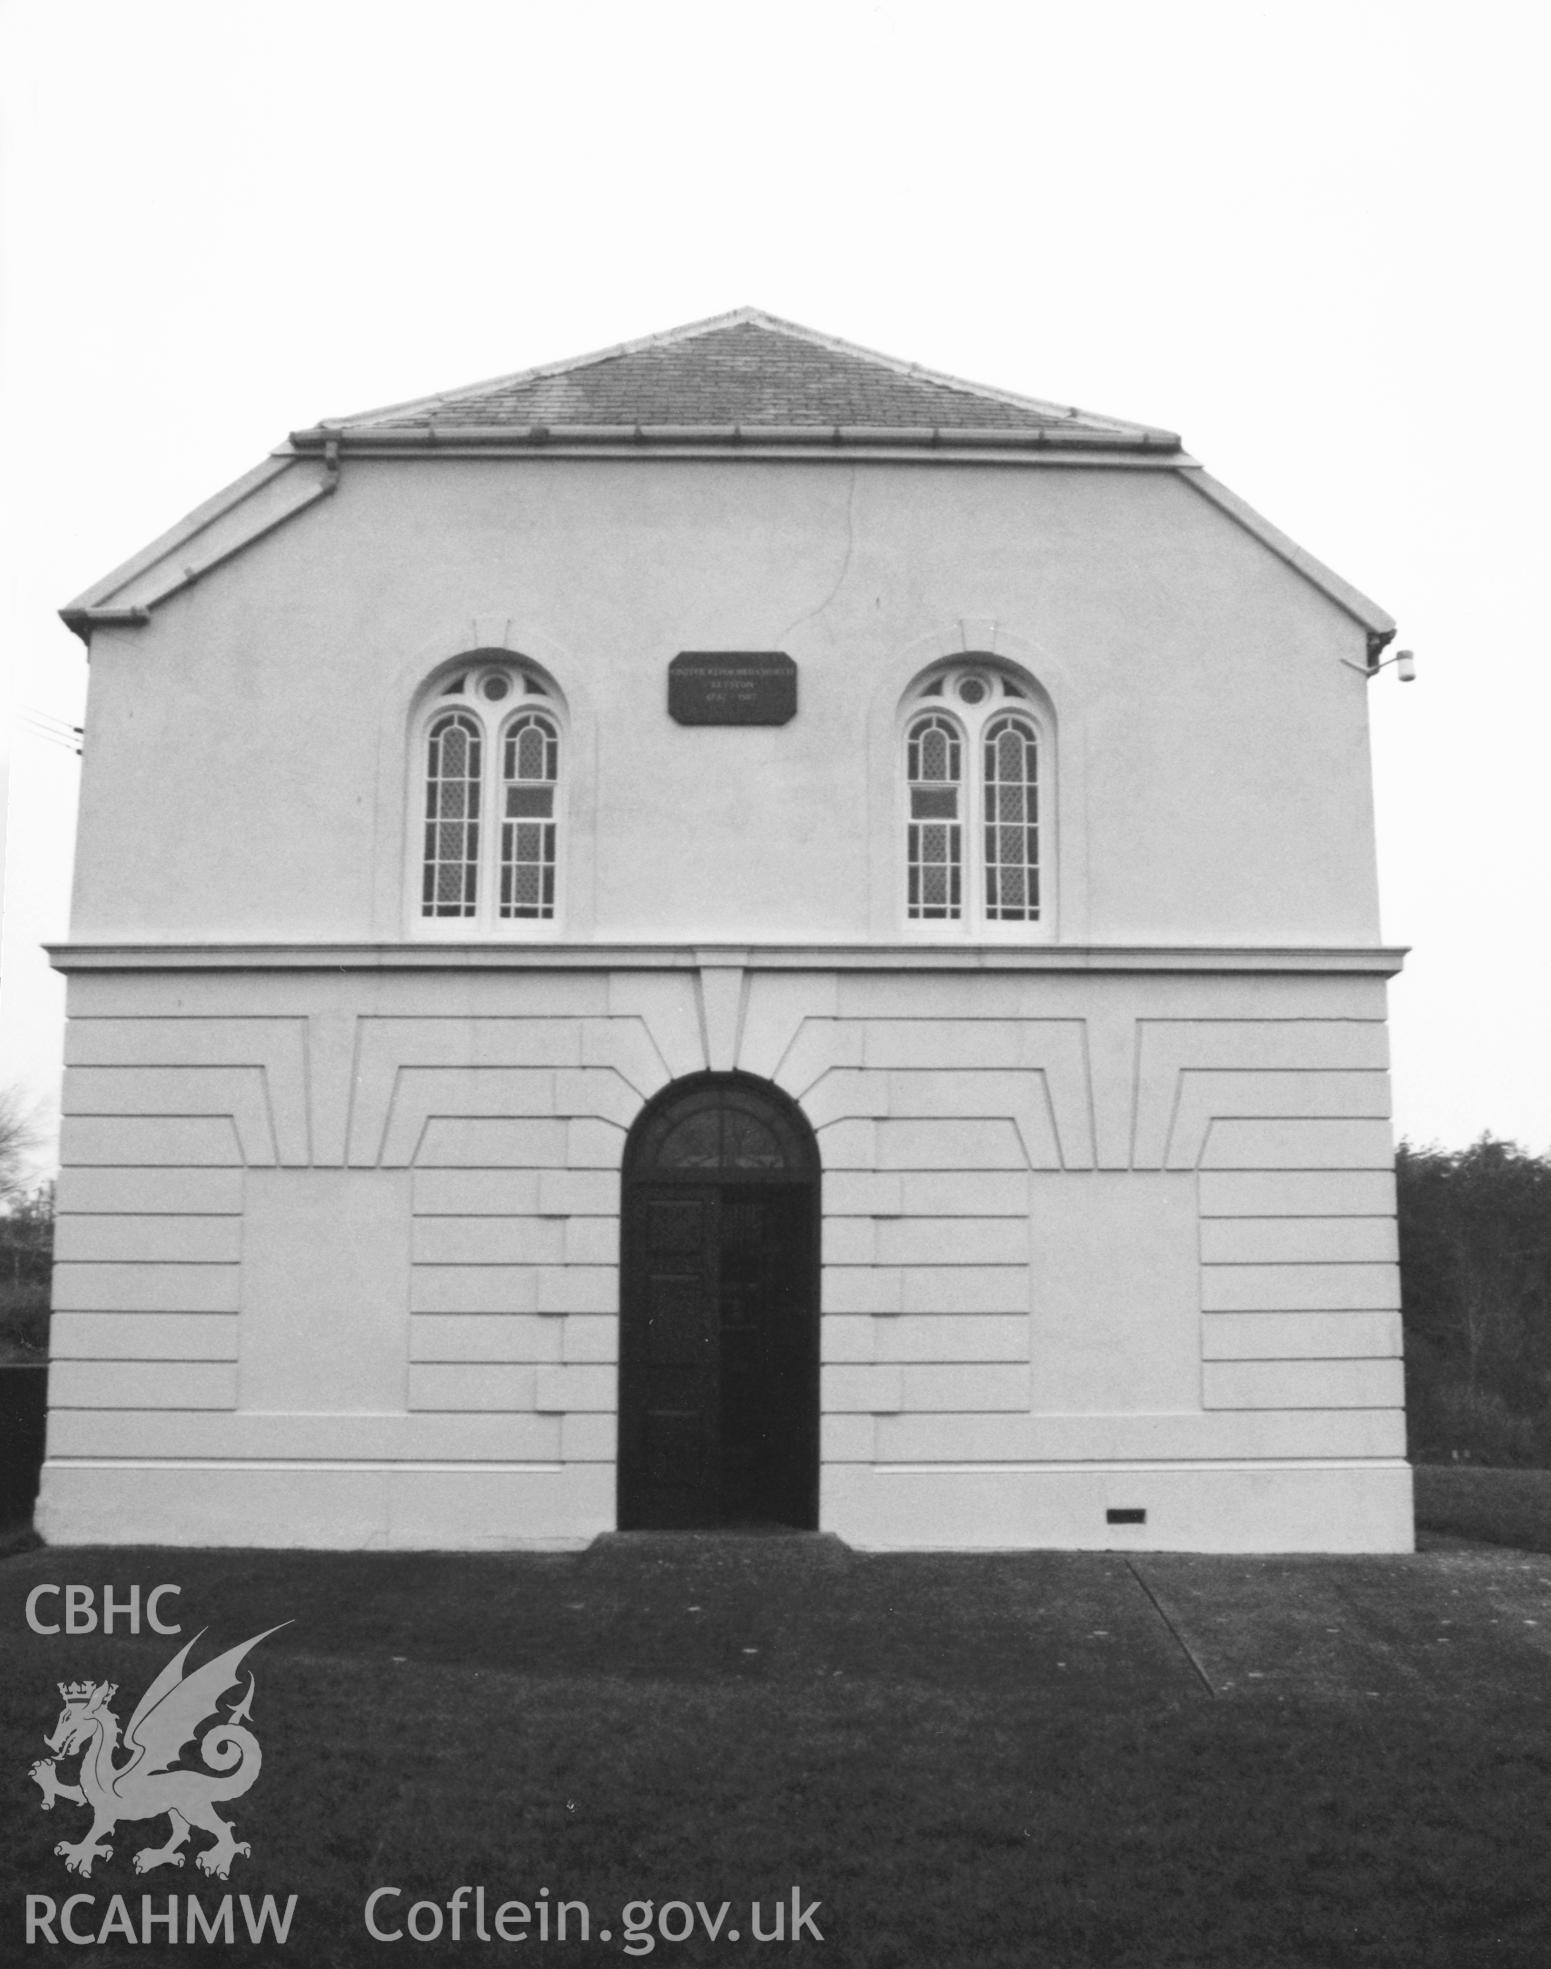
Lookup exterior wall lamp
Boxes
[1343,635,1416,681]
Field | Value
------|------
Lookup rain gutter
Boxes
[287,422,1183,456]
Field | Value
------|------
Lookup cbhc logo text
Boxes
[26,1585,182,1635]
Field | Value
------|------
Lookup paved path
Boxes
[1135,1545,1551,1697]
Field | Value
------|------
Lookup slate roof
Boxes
[293,309,1180,451]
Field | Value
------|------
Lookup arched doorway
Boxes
[618,1073,820,1530]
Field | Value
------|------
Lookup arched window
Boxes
[629,1078,819,1177]
[416,657,564,929]
[902,663,1047,932]
[500,711,559,919]
[906,713,963,919]
[423,712,483,918]
[982,713,1039,921]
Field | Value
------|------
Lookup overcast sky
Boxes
[2,0,1547,1173]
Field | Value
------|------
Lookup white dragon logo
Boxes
[28,1625,285,1880]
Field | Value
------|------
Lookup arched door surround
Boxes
[617,1074,820,1531]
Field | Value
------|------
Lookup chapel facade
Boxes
[43,310,1411,1551]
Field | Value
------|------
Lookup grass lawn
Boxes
[1414,1464,1551,1553]
[5,1530,1551,1968]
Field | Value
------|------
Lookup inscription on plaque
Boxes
[668,652,797,726]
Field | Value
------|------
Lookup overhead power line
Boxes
[14,708,84,755]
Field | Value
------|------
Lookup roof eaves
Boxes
[64,456,297,611]
[1179,469,1395,637]
[288,421,1183,457]
[60,452,338,643]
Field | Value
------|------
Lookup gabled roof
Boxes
[289,307,1182,453]
[62,309,1394,645]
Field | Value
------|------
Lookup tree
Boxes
[0,1086,40,1205]
[0,1183,53,1361]
[1398,1135,1551,1463]
[0,1087,51,1359]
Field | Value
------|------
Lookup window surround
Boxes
[899,658,1054,940]
[410,653,567,937]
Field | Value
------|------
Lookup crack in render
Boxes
[776,466,858,641]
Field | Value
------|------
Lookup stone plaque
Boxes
[668,652,797,726]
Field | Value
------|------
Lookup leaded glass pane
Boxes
[499,713,559,919]
[908,715,960,785]
[422,713,481,917]
[983,715,1039,921]
[907,715,963,919]
[646,1103,796,1170]
[724,1111,785,1168]
[656,1110,722,1168]
[507,716,558,783]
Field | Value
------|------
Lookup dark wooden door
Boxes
[618,1078,819,1531]
[620,1182,817,1529]
[620,1188,721,1528]
[715,1186,813,1527]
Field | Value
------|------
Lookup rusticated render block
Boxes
[43,966,1408,1550]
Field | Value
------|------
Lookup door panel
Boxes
[621,1188,719,1528]
[619,1180,817,1530]
[718,1188,815,1527]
